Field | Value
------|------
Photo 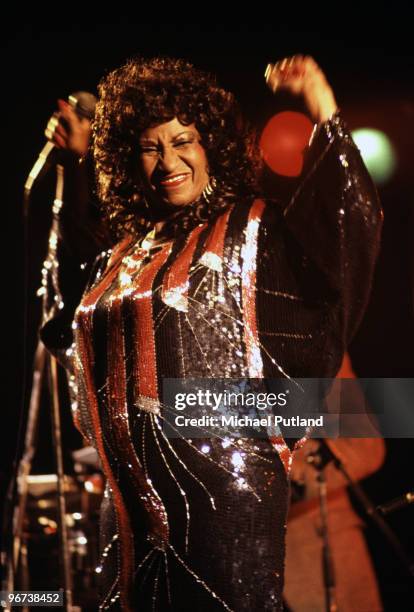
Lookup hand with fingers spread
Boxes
[265,54,338,123]
[45,99,92,159]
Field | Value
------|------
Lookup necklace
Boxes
[119,231,171,288]
[138,226,172,263]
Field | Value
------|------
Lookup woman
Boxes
[40,55,382,611]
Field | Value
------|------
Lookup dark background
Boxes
[4,21,414,609]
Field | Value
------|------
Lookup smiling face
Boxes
[137,117,210,214]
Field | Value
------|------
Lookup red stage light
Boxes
[259,111,314,177]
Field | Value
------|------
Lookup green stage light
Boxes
[351,128,397,185]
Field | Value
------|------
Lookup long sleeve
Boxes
[283,111,383,348]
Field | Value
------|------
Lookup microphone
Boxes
[24,91,97,195]
[66,91,97,121]
[377,491,414,516]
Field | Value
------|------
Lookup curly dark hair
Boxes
[93,56,261,239]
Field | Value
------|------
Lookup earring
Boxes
[194,177,217,222]
[202,176,217,203]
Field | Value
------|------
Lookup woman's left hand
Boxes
[265,55,338,123]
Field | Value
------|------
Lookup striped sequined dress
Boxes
[40,113,383,611]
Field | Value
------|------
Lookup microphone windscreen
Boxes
[68,91,97,120]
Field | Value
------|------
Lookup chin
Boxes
[162,193,197,208]
[147,187,200,213]
[164,198,190,207]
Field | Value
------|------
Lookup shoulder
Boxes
[86,234,135,289]
[226,196,285,228]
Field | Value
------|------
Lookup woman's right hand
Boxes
[44,99,111,257]
[45,99,91,159]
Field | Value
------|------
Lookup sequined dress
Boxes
[40,113,382,611]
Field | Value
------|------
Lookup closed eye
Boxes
[139,139,197,156]
[139,146,159,155]
[173,140,194,147]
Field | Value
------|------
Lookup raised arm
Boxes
[39,100,112,357]
[265,56,383,346]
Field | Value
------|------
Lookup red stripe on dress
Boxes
[201,205,233,258]
[73,235,140,611]
[269,436,294,473]
[75,315,134,612]
[80,236,133,311]
[241,199,293,474]
[241,198,266,379]
[161,224,205,309]
[131,245,172,403]
[106,294,169,542]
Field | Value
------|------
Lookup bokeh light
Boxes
[259,111,314,177]
[351,128,397,185]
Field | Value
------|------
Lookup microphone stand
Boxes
[377,491,414,516]
[3,92,96,610]
[2,162,75,611]
[306,447,338,612]
[48,351,74,611]
[316,440,414,577]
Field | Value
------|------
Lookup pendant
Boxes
[118,228,171,289]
